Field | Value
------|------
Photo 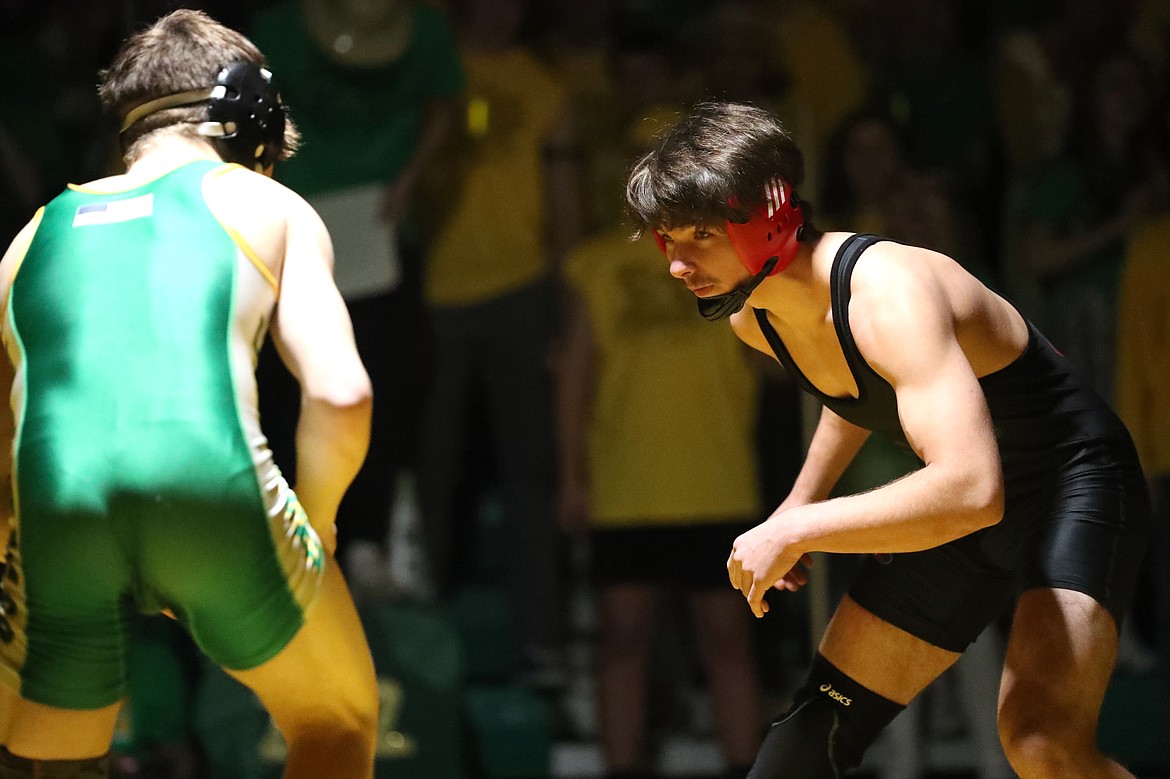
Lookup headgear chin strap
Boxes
[651,177,806,321]
[120,62,286,173]
[696,256,779,321]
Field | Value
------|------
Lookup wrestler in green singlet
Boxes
[0,160,322,710]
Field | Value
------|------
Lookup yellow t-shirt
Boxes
[1116,215,1170,477]
[566,228,761,526]
[425,49,567,306]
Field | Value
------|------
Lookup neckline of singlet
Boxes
[66,159,233,195]
[752,232,887,405]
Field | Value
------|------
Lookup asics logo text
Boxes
[819,683,852,706]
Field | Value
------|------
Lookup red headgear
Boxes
[652,177,805,275]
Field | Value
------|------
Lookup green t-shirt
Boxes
[251,1,464,196]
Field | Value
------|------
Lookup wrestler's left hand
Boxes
[727,518,811,618]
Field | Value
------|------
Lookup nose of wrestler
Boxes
[669,250,718,297]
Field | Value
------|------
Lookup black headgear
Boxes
[119,62,287,172]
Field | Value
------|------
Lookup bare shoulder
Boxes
[203,166,331,273]
[850,241,1010,327]
[845,242,961,363]
[203,165,300,220]
[847,243,964,315]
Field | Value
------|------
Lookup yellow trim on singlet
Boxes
[206,164,280,294]
[1,208,44,322]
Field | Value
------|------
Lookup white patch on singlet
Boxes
[72,194,154,227]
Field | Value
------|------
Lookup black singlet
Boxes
[752,233,1150,651]
[753,233,1133,492]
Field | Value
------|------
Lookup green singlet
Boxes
[0,160,323,710]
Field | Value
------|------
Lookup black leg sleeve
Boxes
[748,654,905,778]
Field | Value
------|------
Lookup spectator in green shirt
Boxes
[250,0,464,595]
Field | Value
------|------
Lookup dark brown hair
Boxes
[98,9,299,161]
[626,101,816,236]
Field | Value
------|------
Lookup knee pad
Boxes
[0,748,108,779]
[747,654,905,779]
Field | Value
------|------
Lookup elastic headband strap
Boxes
[120,87,217,133]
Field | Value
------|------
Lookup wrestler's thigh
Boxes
[999,587,1119,736]
[819,595,961,705]
[2,688,121,760]
[226,561,377,735]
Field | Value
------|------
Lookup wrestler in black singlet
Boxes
[753,233,1151,651]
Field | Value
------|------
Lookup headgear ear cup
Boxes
[647,177,804,276]
[725,178,804,276]
[203,62,286,172]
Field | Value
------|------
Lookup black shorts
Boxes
[848,442,1151,652]
[590,521,753,590]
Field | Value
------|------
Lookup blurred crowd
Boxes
[3,0,1170,777]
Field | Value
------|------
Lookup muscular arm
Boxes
[730,250,1005,615]
[270,193,373,552]
[787,257,1004,551]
